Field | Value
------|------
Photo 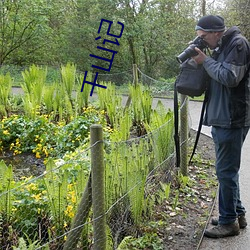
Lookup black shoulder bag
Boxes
[175,58,208,97]
[174,58,210,168]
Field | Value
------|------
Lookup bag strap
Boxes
[174,80,208,168]
[188,91,208,164]
[174,79,180,168]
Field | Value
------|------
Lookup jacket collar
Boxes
[212,26,241,58]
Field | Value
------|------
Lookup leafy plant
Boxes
[145,100,174,164]
[0,73,12,117]
[129,83,153,128]
[43,84,55,114]
[21,65,47,118]
[13,236,43,250]
[0,161,15,222]
[12,176,49,241]
[157,182,171,204]
[76,72,92,112]
[117,233,163,250]
[60,62,76,103]
[97,81,122,128]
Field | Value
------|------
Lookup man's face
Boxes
[196,30,222,49]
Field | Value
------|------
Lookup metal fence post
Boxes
[91,124,106,250]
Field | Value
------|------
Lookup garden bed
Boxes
[161,131,217,250]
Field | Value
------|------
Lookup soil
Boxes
[0,152,45,180]
[158,130,217,250]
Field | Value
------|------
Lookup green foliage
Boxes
[76,72,92,112]
[0,0,227,79]
[129,84,153,126]
[13,235,46,250]
[145,100,175,163]
[12,177,48,240]
[117,233,163,250]
[43,85,55,113]
[21,65,47,118]
[158,182,171,203]
[0,0,51,65]
[97,82,123,128]
[109,109,132,141]
[0,109,102,157]
[105,136,153,227]
[0,73,12,116]
[61,63,76,101]
[0,75,179,248]
[0,161,14,222]
[43,159,68,229]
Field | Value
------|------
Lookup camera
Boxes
[176,36,208,63]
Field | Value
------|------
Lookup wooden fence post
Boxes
[133,64,138,86]
[91,124,106,250]
[180,94,188,176]
[63,175,92,250]
[125,64,138,109]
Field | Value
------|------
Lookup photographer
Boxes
[192,15,250,238]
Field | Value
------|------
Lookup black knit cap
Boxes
[195,15,225,32]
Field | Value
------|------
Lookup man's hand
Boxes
[192,47,207,64]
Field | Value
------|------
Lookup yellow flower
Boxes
[71,195,76,204]
[3,130,9,135]
[42,147,49,157]
[32,193,42,201]
[10,143,14,150]
[100,110,106,115]
[36,152,41,158]
[12,207,17,212]
[65,205,74,218]
[26,183,37,191]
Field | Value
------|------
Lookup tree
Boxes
[220,0,250,39]
[0,0,51,65]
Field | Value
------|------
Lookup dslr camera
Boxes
[176,36,208,64]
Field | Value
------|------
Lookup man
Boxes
[192,15,250,238]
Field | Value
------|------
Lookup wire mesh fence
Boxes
[0,116,189,249]
[0,64,191,249]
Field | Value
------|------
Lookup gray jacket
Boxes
[203,26,250,128]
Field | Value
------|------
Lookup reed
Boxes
[0,73,12,116]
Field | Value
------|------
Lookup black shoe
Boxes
[204,222,240,238]
[211,214,247,229]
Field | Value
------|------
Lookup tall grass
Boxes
[21,65,47,118]
[97,82,122,128]
[129,84,153,135]
[61,63,76,102]
[0,161,14,222]
[0,73,12,116]
[75,72,92,115]
[145,100,175,164]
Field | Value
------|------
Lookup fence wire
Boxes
[0,119,180,249]
[0,66,192,249]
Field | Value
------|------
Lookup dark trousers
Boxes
[211,126,249,225]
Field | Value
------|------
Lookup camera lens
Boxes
[176,37,208,63]
[176,45,198,63]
